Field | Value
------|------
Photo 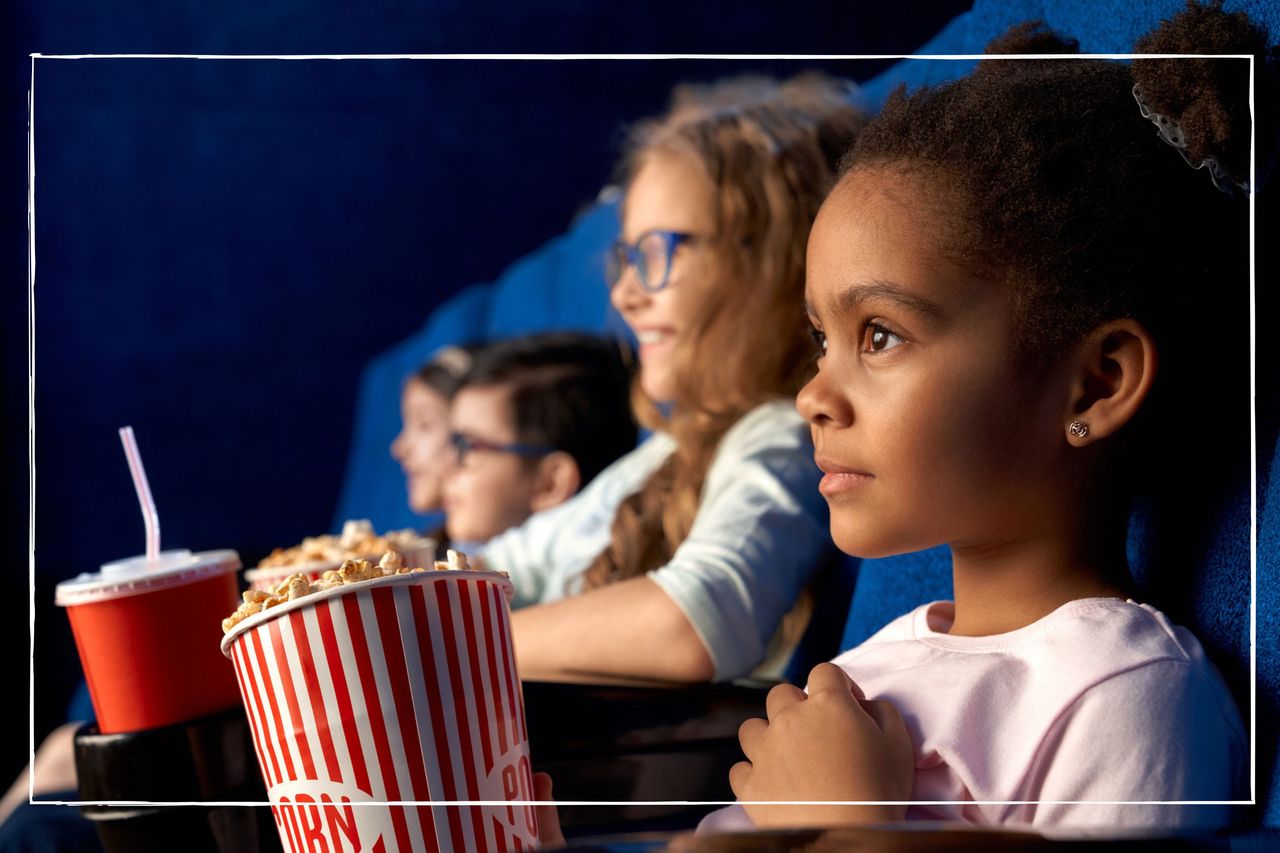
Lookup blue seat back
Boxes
[1259,438,1280,825]
[485,199,625,339]
[838,547,953,652]
[782,553,860,685]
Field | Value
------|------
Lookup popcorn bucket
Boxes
[56,549,243,734]
[244,561,339,593]
[221,570,538,853]
[246,542,438,593]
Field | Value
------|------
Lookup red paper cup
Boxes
[221,570,538,853]
[56,549,243,734]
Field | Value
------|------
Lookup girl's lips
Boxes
[818,471,873,497]
[814,456,873,497]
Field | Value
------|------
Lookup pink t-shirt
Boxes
[703,598,1246,832]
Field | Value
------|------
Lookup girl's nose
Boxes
[796,365,853,428]
[609,265,651,314]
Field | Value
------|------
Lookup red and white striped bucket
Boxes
[221,570,538,853]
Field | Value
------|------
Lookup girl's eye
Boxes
[863,321,904,354]
[807,325,828,356]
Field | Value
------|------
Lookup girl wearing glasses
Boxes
[480,75,866,682]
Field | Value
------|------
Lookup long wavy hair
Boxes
[581,74,865,590]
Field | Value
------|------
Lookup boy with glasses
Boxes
[441,331,637,550]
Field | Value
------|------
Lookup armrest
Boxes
[561,824,1241,851]
[524,678,771,760]
[523,678,772,833]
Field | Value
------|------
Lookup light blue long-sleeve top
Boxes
[480,399,832,681]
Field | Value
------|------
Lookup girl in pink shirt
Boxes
[718,1,1265,834]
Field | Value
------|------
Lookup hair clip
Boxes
[1132,84,1249,197]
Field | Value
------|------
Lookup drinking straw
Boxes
[118,426,160,563]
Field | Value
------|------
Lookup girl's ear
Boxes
[1063,318,1158,447]
[530,452,581,513]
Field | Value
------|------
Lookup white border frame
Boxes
[27,51,1257,813]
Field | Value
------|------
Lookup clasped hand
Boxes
[729,662,915,828]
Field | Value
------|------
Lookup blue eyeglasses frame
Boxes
[605,229,699,293]
[450,432,555,465]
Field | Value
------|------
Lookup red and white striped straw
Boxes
[118,425,160,563]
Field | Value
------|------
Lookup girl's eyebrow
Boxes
[831,279,948,324]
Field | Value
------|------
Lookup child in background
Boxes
[481,75,865,683]
[442,331,637,548]
[391,343,476,516]
[716,2,1263,833]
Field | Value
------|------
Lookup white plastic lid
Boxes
[55,549,242,606]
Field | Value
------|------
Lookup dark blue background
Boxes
[3,1,970,785]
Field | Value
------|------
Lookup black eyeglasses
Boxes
[605,230,699,293]
[450,432,554,466]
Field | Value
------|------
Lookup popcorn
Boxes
[434,549,470,571]
[223,549,470,633]
[286,575,311,600]
[339,559,381,584]
[256,519,431,569]
[339,519,375,550]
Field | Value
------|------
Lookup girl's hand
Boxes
[532,771,566,849]
[729,663,914,828]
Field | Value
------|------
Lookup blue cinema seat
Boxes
[337,0,1278,836]
[1258,438,1280,832]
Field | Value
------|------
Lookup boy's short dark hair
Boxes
[462,332,638,488]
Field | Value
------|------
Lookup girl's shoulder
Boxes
[834,598,1224,689]
[719,398,809,451]
[703,399,816,485]
[1031,598,1209,670]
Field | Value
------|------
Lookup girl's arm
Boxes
[0,722,81,825]
[511,575,714,682]
[646,401,831,680]
[508,401,830,682]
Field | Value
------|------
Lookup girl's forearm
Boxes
[510,576,714,683]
